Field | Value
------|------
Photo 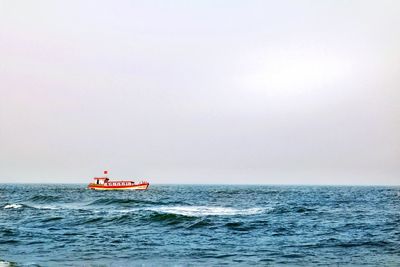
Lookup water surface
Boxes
[1,184,399,266]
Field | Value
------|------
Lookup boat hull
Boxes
[88,183,149,190]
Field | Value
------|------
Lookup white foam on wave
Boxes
[32,205,59,210]
[3,204,22,209]
[0,261,13,267]
[3,203,63,210]
[149,206,265,216]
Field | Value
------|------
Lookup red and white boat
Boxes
[88,171,149,190]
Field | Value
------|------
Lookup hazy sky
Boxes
[1,1,399,184]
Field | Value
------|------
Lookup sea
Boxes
[0,184,399,266]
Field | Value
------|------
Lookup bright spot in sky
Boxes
[241,51,353,97]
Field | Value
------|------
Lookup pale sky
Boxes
[1,1,399,185]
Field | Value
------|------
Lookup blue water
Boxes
[0,184,399,266]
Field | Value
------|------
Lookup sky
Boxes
[0,0,399,185]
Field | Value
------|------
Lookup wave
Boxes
[87,198,161,206]
[2,202,265,219]
[0,260,14,267]
[187,219,212,229]
[41,216,63,223]
[335,240,391,248]
[69,205,264,227]
[148,206,265,217]
[224,221,261,231]
[3,204,23,209]
[29,195,61,203]
[103,205,266,217]
[75,212,205,227]
[271,206,316,214]
[147,213,195,225]
[3,203,61,211]
[31,205,60,210]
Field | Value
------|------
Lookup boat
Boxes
[87,171,149,190]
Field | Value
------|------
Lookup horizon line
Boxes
[0,182,399,187]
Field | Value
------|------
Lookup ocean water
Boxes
[0,184,399,266]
